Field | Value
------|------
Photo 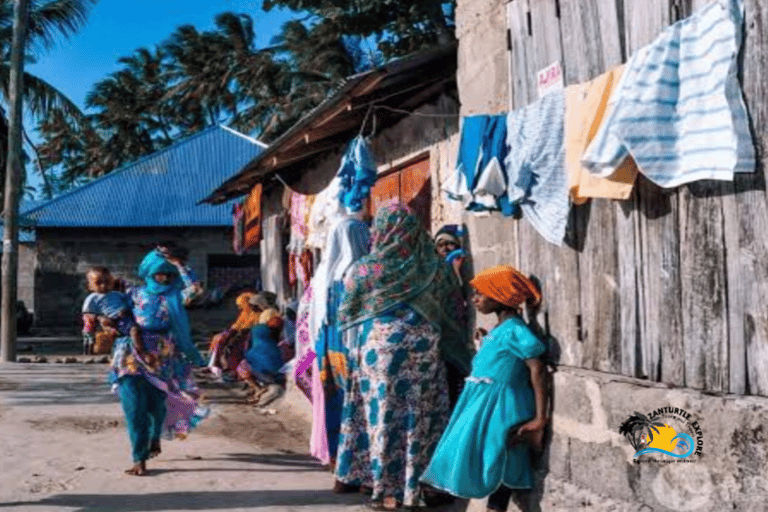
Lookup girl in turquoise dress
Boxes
[420,265,549,512]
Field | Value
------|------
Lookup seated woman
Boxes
[207,291,260,380]
[236,292,286,406]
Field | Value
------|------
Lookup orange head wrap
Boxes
[469,265,542,309]
[231,292,260,330]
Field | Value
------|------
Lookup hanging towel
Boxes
[582,0,754,188]
[243,183,263,250]
[505,91,570,246]
[565,66,639,204]
[337,136,377,213]
[444,115,512,213]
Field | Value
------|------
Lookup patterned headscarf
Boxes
[249,291,278,311]
[231,292,260,330]
[470,265,542,309]
[339,201,442,329]
[136,250,202,366]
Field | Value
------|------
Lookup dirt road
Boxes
[0,362,370,512]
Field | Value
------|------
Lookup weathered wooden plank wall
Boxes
[505,0,768,396]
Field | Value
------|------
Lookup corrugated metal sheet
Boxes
[0,228,36,243]
[24,125,266,227]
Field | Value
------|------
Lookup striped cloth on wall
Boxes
[582,0,754,188]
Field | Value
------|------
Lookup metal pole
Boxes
[1,0,29,362]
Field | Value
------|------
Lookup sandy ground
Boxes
[0,362,477,512]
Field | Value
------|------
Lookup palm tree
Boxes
[0,0,96,198]
[619,412,666,451]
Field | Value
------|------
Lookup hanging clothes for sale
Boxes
[337,136,377,213]
[565,65,639,205]
[505,91,570,246]
[306,177,345,251]
[444,115,514,214]
[582,0,754,188]
[232,202,245,255]
[243,183,263,250]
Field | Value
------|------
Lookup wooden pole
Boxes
[1,0,29,362]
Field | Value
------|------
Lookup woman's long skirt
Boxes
[335,305,449,507]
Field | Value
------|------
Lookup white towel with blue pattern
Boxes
[582,0,754,188]
[505,91,569,246]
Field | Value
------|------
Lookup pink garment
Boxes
[290,193,311,241]
[294,285,314,402]
[309,357,331,465]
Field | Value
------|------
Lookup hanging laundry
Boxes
[232,202,245,255]
[444,115,513,214]
[505,91,569,246]
[243,183,263,250]
[565,65,639,204]
[582,0,754,188]
[337,136,377,213]
[306,177,345,251]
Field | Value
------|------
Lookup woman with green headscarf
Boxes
[333,201,473,510]
[109,249,207,476]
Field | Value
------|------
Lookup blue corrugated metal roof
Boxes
[0,227,35,243]
[24,125,266,227]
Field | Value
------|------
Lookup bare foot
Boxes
[149,440,161,459]
[124,461,146,476]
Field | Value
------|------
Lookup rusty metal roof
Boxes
[202,44,457,204]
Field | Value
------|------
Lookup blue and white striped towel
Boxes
[505,91,569,246]
[582,0,754,187]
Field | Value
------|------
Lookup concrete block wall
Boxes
[34,227,236,329]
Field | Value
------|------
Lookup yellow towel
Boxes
[565,66,638,205]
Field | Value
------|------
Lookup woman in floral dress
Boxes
[334,201,467,510]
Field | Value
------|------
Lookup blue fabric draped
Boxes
[137,250,203,366]
[337,136,377,213]
[244,324,284,377]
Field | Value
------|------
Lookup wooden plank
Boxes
[558,0,627,374]
[724,0,768,396]
[520,0,583,368]
[679,181,729,392]
[620,0,684,384]
[507,0,536,109]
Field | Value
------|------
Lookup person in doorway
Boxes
[334,201,466,510]
[109,250,208,476]
[433,225,474,410]
[420,265,549,512]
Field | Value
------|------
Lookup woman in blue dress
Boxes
[420,265,549,512]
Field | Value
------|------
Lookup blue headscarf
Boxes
[137,250,203,366]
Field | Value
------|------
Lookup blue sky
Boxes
[28,0,296,109]
[24,0,298,196]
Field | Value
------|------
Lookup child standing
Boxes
[420,265,549,512]
[82,267,142,356]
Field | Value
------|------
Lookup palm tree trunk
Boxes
[1,0,29,362]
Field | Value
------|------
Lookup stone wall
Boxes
[34,227,242,336]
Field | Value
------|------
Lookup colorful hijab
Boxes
[137,250,203,366]
[339,202,474,372]
[470,265,542,309]
[231,292,260,330]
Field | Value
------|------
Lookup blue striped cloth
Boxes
[505,91,569,246]
[582,0,754,187]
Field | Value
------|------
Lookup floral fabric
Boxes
[335,304,450,507]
